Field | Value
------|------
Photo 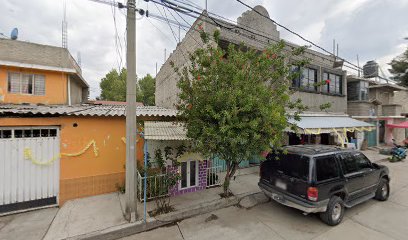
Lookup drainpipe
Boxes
[67,75,72,106]
[142,132,148,223]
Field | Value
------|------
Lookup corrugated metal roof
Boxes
[0,104,177,118]
[288,116,374,129]
[144,121,188,140]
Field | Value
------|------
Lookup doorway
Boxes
[379,120,385,144]
[179,160,198,189]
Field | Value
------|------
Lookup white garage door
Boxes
[0,127,60,213]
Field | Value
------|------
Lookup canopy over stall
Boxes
[287,114,375,146]
[386,121,408,129]
[288,115,375,134]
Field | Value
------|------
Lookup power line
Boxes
[153,3,179,43]
[148,0,361,73]
[111,1,124,70]
[235,0,362,71]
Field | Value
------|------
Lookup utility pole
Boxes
[125,0,137,222]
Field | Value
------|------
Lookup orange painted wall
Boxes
[0,66,68,105]
[0,116,145,205]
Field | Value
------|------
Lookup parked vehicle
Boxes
[259,145,390,226]
[390,139,407,162]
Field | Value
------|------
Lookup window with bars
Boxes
[7,72,45,95]
[291,66,317,91]
[322,72,342,95]
[13,128,57,138]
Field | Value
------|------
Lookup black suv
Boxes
[259,145,390,226]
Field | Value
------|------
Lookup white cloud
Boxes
[1,0,407,98]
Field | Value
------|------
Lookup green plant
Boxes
[154,148,165,172]
[175,145,187,159]
[172,30,308,196]
[115,183,125,194]
[149,171,180,216]
[164,146,174,164]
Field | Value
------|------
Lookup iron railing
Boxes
[137,171,169,201]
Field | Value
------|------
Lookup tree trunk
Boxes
[223,161,239,196]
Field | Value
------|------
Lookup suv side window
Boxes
[315,155,340,182]
[352,152,372,170]
[338,153,359,175]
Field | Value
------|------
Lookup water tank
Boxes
[10,28,18,40]
[363,60,379,78]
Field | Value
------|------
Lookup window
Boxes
[347,81,369,101]
[8,73,20,93]
[0,130,12,139]
[12,128,57,138]
[360,81,369,101]
[7,72,45,95]
[291,66,317,91]
[353,152,372,170]
[322,72,342,95]
[267,152,310,181]
[180,160,198,189]
[315,155,339,181]
[338,153,359,174]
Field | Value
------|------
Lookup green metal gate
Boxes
[364,122,377,147]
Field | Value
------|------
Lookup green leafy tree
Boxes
[137,74,156,106]
[389,47,408,86]
[99,68,127,101]
[99,69,156,105]
[172,30,308,196]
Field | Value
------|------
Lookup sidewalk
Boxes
[1,165,260,240]
[0,150,392,240]
[361,149,389,162]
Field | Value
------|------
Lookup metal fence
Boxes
[206,165,222,188]
[211,157,251,171]
[137,171,169,201]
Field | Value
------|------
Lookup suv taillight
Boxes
[307,187,318,201]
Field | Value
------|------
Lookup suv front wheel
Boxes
[320,196,344,226]
[374,178,390,201]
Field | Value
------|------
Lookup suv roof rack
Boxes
[284,145,346,155]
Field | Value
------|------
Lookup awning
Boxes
[288,116,375,134]
[386,121,408,129]
[144,121,189,140]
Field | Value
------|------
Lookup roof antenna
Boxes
[77,51,82,68]
[62,0,68,48]
[357,54,360,77]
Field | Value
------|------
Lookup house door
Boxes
[0,127,60,214]
[179,160,198,189]
[365,128,377,147]
[379,120,385,144]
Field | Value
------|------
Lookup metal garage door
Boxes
[0,127,60,213]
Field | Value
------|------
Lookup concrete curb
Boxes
[67,191,266,240]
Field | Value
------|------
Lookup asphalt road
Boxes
[122,160,408,240]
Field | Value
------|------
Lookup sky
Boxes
[1,0,407,98]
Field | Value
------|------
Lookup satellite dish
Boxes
[10,28,18,40]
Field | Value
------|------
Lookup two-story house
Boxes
[347,61,408,148]
[154,6,373,196]
[156,6,373,148]
[0,39,179,213]
[0,39,88,105]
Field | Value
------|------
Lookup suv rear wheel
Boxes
[374,178,389,201]
[320,196,344,226]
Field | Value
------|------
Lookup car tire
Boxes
[319,196,344,226]
[374,178,390,201]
